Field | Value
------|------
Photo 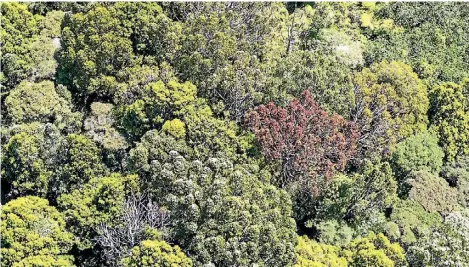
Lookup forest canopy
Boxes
[1,2,469,267]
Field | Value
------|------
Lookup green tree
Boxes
[4,81,82,132]
[174,2,290,120]
[405,170,459,213]
[2,129,54,198]
[0,196,75,267]
[58,174,139,250]
[372,2,469,84]
[57,3,180,104]
[130,149,297,266]
[429,82,469,161]
[0,3,38,91]
[302,160,397,228]
[50,134,106,197]
[121,240,192,267]
[407,210,469,267]
[384,199,442,245]
[350,61,429,158]
[84,102,128,171]
[391,131,444,180]
[442,155,469,207]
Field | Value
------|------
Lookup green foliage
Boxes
[442,155,469,207]
[3,3,469,267]
[84,102,128,171]
[407,210,469,267]
[131,151,296,266]
[385,199,442,245]
[2,132,52,196]
[0,196,74,267]
[5,81,82,132]
[51,134,106,197]
[121,240,192,267]
[310,160,397,226]
[295,236,348,267]
[316,220,355,247]
[295,233,406,267]
[174,3,289,120]
[429,81,469,161]
[0,3,38,90]
[58,174,139,250]
[351,61,428,157]
[57,3,180,103]
[371,3,469,84]
[405,170,459,213]
[391,131,444,180]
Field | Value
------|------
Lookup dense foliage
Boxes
[1,2,469,266]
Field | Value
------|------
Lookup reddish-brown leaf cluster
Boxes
[245,90,359,189]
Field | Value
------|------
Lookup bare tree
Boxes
[95,193,169,266]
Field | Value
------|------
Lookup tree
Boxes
[1,126,57,198]
[442,155,469,207]
[373,2,469,84]
[384,199,442,245]
[391,131,444,180]
[4,81,82,132]
[57,3,180,104]
[350,61,429,158]
[294,233,406,267]
[95,194,169,266]
[0,3,38,91]
[0,196,75,267]
[121,240,192,267]
[246,90,359,190]
[429,82,469,161]
[405,170,459,213]
[83,102,128,172]
[347,232,407,267]
[274,28,363,117]
[301,160,396,230]
[294,236,348,267]
[407,209,469,267]
[129,150,297,266]
[50,134,107,197]
[58,174,139,251]
[174,2,290,121]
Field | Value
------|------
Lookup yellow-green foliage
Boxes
[11,255,75,267]
[121,240,192,267]
[162,118,186,138]
[295,236,348,267]
[1,196,75,267]
[58,174,139,249]
[429,81,469,161]
[352,60,428,157]
[347,232,406,267]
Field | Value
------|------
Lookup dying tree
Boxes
[94,193,169,266]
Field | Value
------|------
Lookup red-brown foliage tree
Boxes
[245,90,359,192]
